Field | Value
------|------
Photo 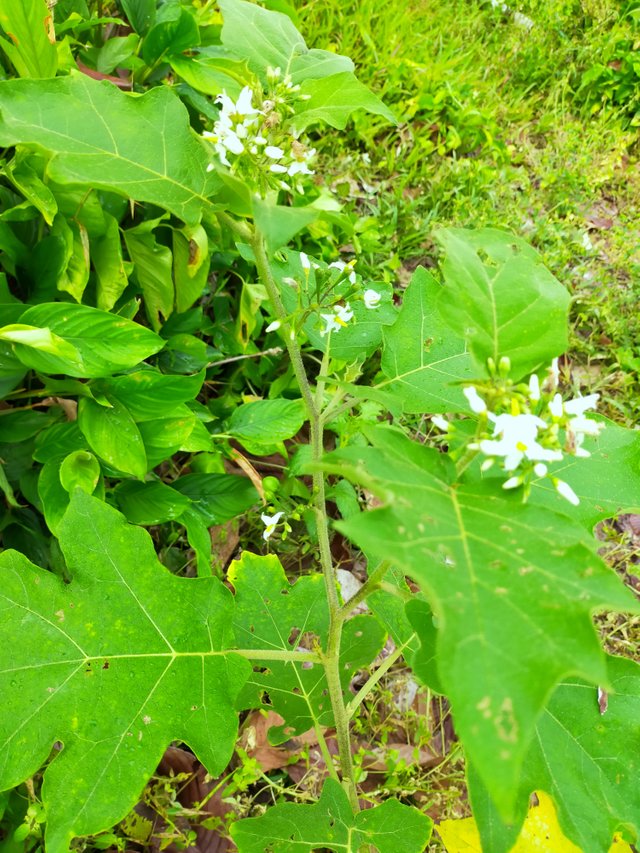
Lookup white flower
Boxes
[533,463,547,477]
[328,260,357,285]
[265,145,285,160]
[265,320,281,333]
[553,479,580,506]
[363,289,382,309]
[269,163,288,173]
[502,475,524,490]
[431,415,450,432]
[463,386,487,414]
[564,393,599,417]
[300,252,311,272]
[261,511,284,541]
[320,303,354,336]
[479,413,563,470]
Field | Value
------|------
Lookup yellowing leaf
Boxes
[438,792,633,853]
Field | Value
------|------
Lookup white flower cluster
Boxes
[202,79,315,191]
[433,359,604,505]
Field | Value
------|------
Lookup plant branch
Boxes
[345,635,416,719]
[339,560,391,618]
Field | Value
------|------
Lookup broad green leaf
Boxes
[78,397,147,479]
[0,492,251,853]
[528,417,640,528]
[219,0,353,84]
[293,72,396,132]
[97,369,205,421]
[0,0,57,78]
[435,229,571,380]
[37,454,103,534]
[232,778,433,852]
[92,213,129,312]
[171,473,258,525]
[0,342,26,397]
[59,451,100,494]
[253,195,318,253]
[182,505,214,577]
[113,480,191,525]
[15,303,164,378]
[227,398,306,445]
[378,266,473,413]
[0,75,219,225]
[320,427,638,817]
[169,52,251,100]
[0,410,53,443]
[33,422,88,464]
[124,224,175,330]
[468,656,640,853]
[138,413,197,468]
[141,2,199,65]
[119,0,155,34]
[230,552,386,741]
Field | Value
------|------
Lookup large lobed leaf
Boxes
[0,74,219,225]
[319,427,639,818]
[232,778,433,852]
[469,656,640,853]
[0,493,251,853]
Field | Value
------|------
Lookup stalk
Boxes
[249,228,359,811]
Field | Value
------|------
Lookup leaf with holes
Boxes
[230,552,386,743]
[231,777,433,852]
[0,491,251,853]
[319,426,638,819]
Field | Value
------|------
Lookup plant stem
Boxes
[249,227,359,811]
[345,635,415,719]
[339,560,391,618]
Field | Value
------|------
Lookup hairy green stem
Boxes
[248,225,359,811]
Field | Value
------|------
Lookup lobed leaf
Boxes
[231,778,433,852]
[320,427,639,818]
[0,492,251,852]
[0,74,219,225]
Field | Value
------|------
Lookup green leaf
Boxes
[0,0,57,78]
[0,492,251,853]
[92,213,129,312]
[169,52,252,100]
[435,228,571,380]
[0,410,53,443]
[96,369,203,422]
[50,214,90,302]
[232,778,433,852]
[124,223,175,331]
[170,473,258,525]
[0,75,219,225]
[173,224,210,314]
[137,413,197,468]
[119,0,155,34]
[379,266,473,413]
[5,153,58,225]
[78,397,147,479]
[15,303,164,378]
[528,417,640,528]
[33,422,88,464]
[469,656,640,853]
[227,398,305,445]
[113,480,191,525]
[253,195,318,253]
[142,2,199,65]
[181,505,214,577]
[219,0,353,84]
[59,451,101,494]
[230,552,386,741]
[0,323,82,367]
[293,72,396,132]
[320,427,638,818]
[0,341,26,397]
